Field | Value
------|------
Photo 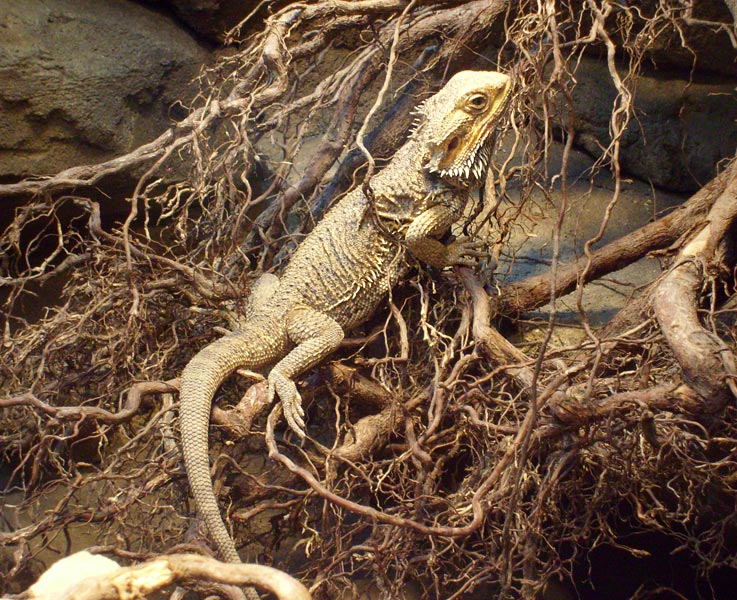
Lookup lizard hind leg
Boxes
[267,305,345,437]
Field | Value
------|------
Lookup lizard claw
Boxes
[446,236,487,267]
[267,369,306,437]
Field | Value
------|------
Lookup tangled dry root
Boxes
[2,2,737,598]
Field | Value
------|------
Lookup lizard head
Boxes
[414,70,511,187]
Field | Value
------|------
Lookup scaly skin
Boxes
[179,70,512,565]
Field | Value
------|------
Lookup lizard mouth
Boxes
[437,130,497,183]
[440,136,463,168]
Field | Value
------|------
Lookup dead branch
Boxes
[43,553,310,600]
[652,165,737,412]
[0,380,177,426]
[459,267,534,387]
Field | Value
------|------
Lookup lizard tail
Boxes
[179,328,278,563]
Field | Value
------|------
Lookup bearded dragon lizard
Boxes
[180,70,512,564]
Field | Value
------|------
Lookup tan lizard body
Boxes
[180,70,512,563]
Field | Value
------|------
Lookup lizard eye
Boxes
[466,93,489,112]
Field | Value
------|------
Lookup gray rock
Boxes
[566,58,737,192]
[643,0,737,78]
[144,0,265,43]
[0,0,208,180]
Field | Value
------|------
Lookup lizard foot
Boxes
[267,369,306,438]
[446,236,487,267]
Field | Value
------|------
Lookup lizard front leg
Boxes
[405,201,486,269]
[268,304,344,437]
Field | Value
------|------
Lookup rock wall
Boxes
[564,57,737,192]
[0,0,208,180]
[145,0,268,43]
